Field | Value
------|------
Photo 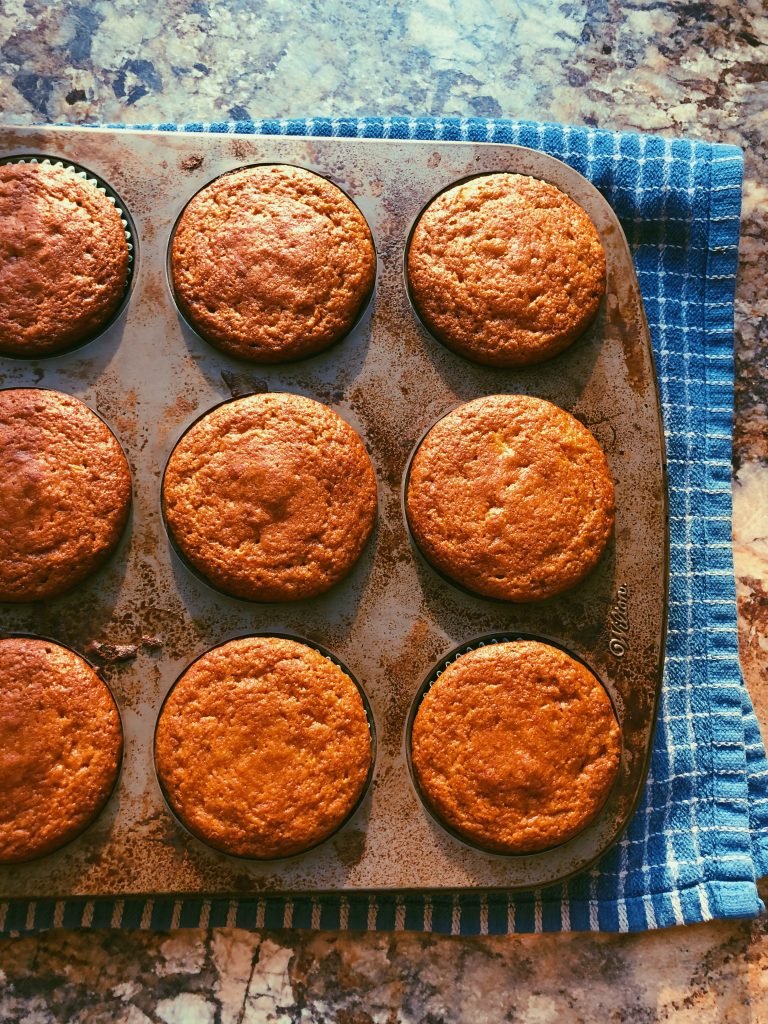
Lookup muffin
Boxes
[410,640,621,854]
[0,161,130,356]
[163,392,377,601]
[0,637,123,863]
[0,388,132,602]
[155,636,373,858]
[407,173,606,366]
[405,395,614,601]
[170,164,375,362]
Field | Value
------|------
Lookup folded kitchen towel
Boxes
[2,116,766,935]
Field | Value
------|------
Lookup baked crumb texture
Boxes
[0,388,132,602]
[163,392,377,601]
[0,162,130,356]
[407,173,606,366]
[411,640,621,854]
[171,164,375,362]
[0,637,123,863]
[155,636,372,859]
[406,394,615,601]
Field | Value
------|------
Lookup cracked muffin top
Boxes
[405,394,614,601]
[162,392,377,601]
[170,164,375,362]
[0,636,123,863]
[407,173,605,366]
[0,388,132,602]
[411,640,621,854]
[0,161,130,356]
[155,635,372,858]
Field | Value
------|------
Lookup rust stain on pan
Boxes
[0,127,667,899]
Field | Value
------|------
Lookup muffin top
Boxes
[0,389,132,602]
[0,637,123,863]
[411,641,621,854]
[155,636,372,858]
[0,161,130,356]
[406,395,614,602]
[163,392,377,601]
[170,164,375,362]
[407,173,606,366]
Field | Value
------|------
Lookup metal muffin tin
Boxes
[0,125,667,899]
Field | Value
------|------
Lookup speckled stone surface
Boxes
[1,0,767,1020]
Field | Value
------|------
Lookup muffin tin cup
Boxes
[0,631,125,864]
[160,391,378,604]
[403,170,603,369]
[403,172,487,366]
[0,154,138,360]
[165,162,378,365]
[152,632,377,863]
[0,385,133,604]
[401,402,614,605]
[405,633,624,862]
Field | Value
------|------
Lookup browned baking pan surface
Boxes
[0,126,667,897]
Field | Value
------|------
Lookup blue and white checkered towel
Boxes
[2,116,766,935]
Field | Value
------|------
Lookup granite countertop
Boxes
[1,1,767,1021]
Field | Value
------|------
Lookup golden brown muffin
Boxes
[155,635,372,858]
[0,161,130,356]
[163,392,377,601]
[411,641,621,853]
[170,164,375,362]
[0,637,123,863]
[406,395,614,601]
[0,389,132,602]
[407,173,606,366]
